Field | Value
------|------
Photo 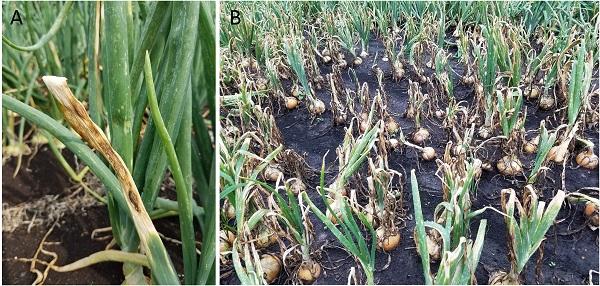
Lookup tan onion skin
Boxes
[413,128,430,144]
[497,155,523,176]
[539,95,554,110]
[421,147,436,160]
[260,254,282,284]
[310,100,326,115]
[298,260,322,284]
[414,228,441,261]
[385,118,399,134]
[376,226,401,252]
[263,166,283,182]
[289,179,306,195]
[523,137,539,154]
[584,201,599,227]
[576,149,599,169]
[286,97,299,110]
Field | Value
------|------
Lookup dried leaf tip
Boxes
[41,76,71,106]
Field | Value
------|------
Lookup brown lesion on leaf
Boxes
[128,190,141,213]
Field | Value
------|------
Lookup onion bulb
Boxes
[584,201,599,227]
[463,75,474,85]
[286,96,299,110]
[576,148,599,169]
[414,228,442,261]
[497,155,523,176]
[419,75,427,83]
[412,128,430,144]
[385,117,399,134]
[547,145,566,163]
[260,254,281,284]
[539,94,554,110]
[360,50,368,58]
[421,147,436,160]
[478,126,491,139]
[309,99,326,115]
[335,113,347,125]
[263,165,283,182]
[256,227,278,249]
[288,178,306,195]
[529,87,540,99]
[338,59,348,69]
[435,109,445,119]
[523,136,539,154]
[223,200,236,220]
[376,226,401,252]
[323,55,332,63]
[353,57,363,66]
[298,259,321,284]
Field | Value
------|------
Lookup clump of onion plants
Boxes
[269,180,321,284]
[329,65,349,125]
[326,122,379,222]
[495,87,526,176]
[365,158,402,252]
[411,169,488,285]
[527,121,562,184]
[283,35,325,116]
[489,188,565,284]
[336,15,362,66]
[303,158,377,285]
[406,80,430,145]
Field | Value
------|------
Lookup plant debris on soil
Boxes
[2,149,186,285]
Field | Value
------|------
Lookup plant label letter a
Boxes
[231,10,240,25]
[11,10,23,25]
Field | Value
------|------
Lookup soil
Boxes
[221,37,599,285]
[2,147,185,285]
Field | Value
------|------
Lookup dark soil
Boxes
[2,147,185,285]
[221,38,599,285]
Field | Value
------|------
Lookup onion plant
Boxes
[283,35,325,115]
[344,2,371,58]
[527,121,561,184]
[303,158,376,285]
[490,188,565,284]
[567,38,594,129]
[411,169,488,285]
[474,25,497,139]
[269,181,320,283]
[2,2,215,284]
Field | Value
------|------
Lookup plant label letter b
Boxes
[231,10,240,25]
